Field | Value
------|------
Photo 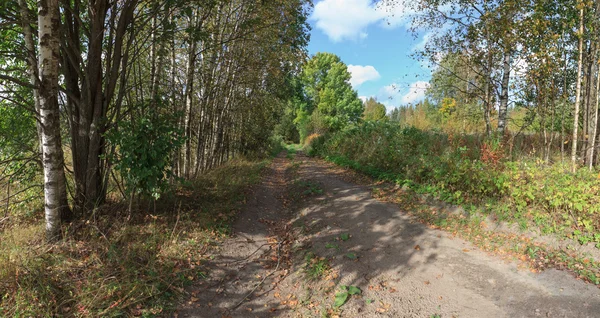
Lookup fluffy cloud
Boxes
[376,81,430,109]
[348,65,381,88]
[401,81,430,104]
[377,83,402,111]
[311,0,412,42]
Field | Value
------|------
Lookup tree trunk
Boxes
[183,11,198,179]
[498,47,511,136]
[483,43,493,138]
[62,0,135,214]
[38,0,70,240]
[18,0,42,155]
[572,6,585,173]
[589,66,600,170]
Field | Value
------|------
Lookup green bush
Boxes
[317,121,600,246]
[106,110,184,201]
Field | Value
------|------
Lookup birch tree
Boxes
[37,0,69,240]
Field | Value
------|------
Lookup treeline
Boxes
[0,0,310,239]
[381,0,600,170]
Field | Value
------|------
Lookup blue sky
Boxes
[306,0,432,112]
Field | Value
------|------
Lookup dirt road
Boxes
[175,153,600,318]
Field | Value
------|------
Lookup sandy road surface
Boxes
[175,153,600,318]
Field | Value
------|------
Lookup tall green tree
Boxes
[296,52,363,140]
[363,97,387,121]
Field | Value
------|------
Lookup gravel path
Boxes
[175,153,600,318]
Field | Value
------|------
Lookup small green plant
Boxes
[304,252,329,279]
[526,245,540,259]
[339,233,350,241]
[325,242,338,249]
[297,180,324,195]
[105,109,184,202]
[333,285,361,308]
[345,252,358,260]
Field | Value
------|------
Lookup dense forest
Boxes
[0,0,309,238]
[2,0,600,316]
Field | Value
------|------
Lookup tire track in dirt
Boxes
[175,152,600,318]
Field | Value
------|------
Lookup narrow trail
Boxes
[176,153,600,318]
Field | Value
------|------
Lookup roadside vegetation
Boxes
[0,0,309,316]
[0,159,268,316]
[307,123,600,248]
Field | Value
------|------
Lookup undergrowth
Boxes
[309,121,600,248]
[0,159,267,317]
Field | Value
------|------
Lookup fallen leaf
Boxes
[414,245,421,250]
[462,249,470,252]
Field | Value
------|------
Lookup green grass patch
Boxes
[304,252,329,280]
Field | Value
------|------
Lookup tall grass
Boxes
[0,159,267,317]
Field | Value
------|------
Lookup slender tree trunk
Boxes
[484,42,493,137]
[572,5,585,173]
[589,65,600,170]
[586,43,599,165]
[498,47,511,136]
[183,12,198,179]
[39,0,69,240]
[561,48,568,162]
[18,0,43,154]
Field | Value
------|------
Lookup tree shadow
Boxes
[174,152,443,317]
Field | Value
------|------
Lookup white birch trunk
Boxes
[572,6,585,173]
[38,0,68,240]
[588,67,600,170]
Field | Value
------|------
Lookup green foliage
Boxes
[268,135,286,157]
[106,110,184,200]
[295,52,364,141]
[316,121,600,246]
[363,97,387,121]
[333,285,361,308]
[0,158,267,316]
[304,252,329,280]
[0,100,40,183]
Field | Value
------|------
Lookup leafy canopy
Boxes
[296,52,363,139]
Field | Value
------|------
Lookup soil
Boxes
[174,152,600,318]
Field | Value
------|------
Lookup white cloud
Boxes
[376,1,413,29]
[358,95,368,103]
[377,83,402,109]
[401,81,430,104]
[375,81,430,109]
[348,65,381,88]
[311,0,412,42]
[381,100,396,113]
[412,31,434,52]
